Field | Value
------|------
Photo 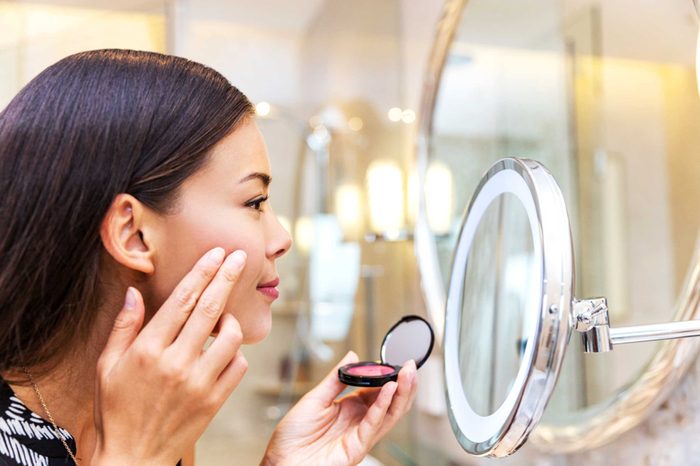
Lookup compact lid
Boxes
[380,315,435,369]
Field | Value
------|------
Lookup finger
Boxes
[353,385,402,409]
[212,349,248,402]
[98,287,145,372]
[386,359,417,420]
[353,360,418,440]
[352,387,382,406]
[356,381,398,447]
[352,360,417,408]
[306,351,359,405]
[198,313,243,381]
[406,363,419,411]
[139,247,225,347]
[173,250,246,356]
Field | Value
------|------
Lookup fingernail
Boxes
[125,287,138,310]
[408,360,417,382]
[207,247,226,265]
[227,250,247,269]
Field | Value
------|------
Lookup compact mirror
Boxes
[339,315,434,387]
[444,158,700,457]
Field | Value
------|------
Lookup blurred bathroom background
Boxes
[1,0,699,464]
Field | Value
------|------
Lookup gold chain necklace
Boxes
[22,368,81,466]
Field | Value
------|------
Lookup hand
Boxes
[92,247,249,465]
[262,352,418,466]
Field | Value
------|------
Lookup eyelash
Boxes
[246,195,269,211]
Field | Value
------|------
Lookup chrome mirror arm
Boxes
[573,298,700,353]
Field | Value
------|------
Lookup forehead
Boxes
[201,119,271,179]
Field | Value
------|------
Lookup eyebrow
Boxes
[239,172,271,187]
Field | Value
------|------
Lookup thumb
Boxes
[99,287,145,372]
[306,351,359,405]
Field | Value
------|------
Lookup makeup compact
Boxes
[338,315,434,387]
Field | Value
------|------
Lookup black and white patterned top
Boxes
[0,378,77,466]
[0,379,183,466]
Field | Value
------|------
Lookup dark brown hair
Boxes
[0,49,254,379]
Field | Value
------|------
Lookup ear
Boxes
[100,194,156,275]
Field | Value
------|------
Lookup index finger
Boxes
[138,247,226,347]
[172,249,246,355]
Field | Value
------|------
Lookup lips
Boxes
[257,277,280,300]
[258,278,280,288]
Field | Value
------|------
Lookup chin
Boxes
[241,315,272,345]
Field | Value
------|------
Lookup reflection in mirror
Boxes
[429,0,574,293]
[428,0,577,418]
[458,192,536,416]
[420,0,700,451]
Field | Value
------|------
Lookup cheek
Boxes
[181,219,269,341]
[149,212,265,318]
[176,210,263,269]
[224,243,268,342]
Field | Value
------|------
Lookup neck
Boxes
[4,291,126,465]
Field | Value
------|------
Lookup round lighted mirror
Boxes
[444,157,700,457]
[444,158,571,456]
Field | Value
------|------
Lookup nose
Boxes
[267,209,292,259]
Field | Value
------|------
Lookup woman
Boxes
[0,49,417,465]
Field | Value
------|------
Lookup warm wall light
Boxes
[306,124,331,150]
[425,161,454,235]
[401,109,416,123]
[387,107,416,124]
[366,159,405,235]
[335,183,363,240]
[388,107,403,122]
[255,101,271,117]
[348,117,364,131]
[294,216,314,255]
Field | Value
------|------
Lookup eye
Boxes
[246,195,268,211]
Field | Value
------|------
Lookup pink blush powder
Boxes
[346,364,395,376]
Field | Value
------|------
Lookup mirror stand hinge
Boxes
[573,298,613,352]
[573,297,700,353]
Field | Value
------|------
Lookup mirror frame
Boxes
[444,158,571,457]
[415,0,700,453]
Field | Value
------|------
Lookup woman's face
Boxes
[147,119,291,344]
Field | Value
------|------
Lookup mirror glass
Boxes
[382,317,434,367]
[428,0,574,289]
[458,192,537,416]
